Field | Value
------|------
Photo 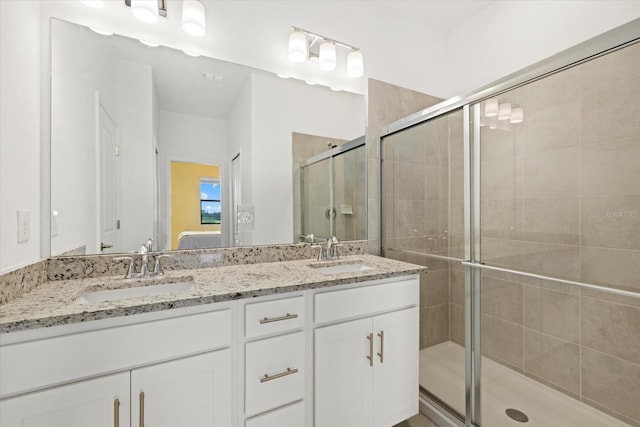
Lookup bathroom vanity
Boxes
[0,254,423,427]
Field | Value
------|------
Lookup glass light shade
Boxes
[79,0,104,8]
[347,50,364,78]
[131,0,159,23]
[498,102,511,120]
[182,0,206,37]
[484,98,499,117]
[139,39,159,47]
[288,30,308,63]
[183,50,201,57]
[319,42,337,71]
[509,107,524,123]
[89,27,113,36]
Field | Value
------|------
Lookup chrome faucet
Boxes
[311,236,343,261]
[115,244,172,279]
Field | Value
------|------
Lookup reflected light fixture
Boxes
[183,49,201,57]
[89,27,113,36]
[347,50,364,78]
[131,0,159,23]
[288,30,308,63]
[139,39,159,47]
[484,98,499,117]
[289,26,363,78]
[182,0,206,37]
[509,107,524,124]
[79,0,104,7]
[319,42,337,71]
[498,102,512,121]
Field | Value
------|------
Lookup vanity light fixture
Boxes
[139,39,160,47]
[182,0,206,37]
[484,98,499,117]
[131,0,159,23]
[89,27,114,36]
[288,27,364,78]
[509,107,524,123]
[79,0,104,8]
[497,102,512,121]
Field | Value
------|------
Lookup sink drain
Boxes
[505,408,529,423]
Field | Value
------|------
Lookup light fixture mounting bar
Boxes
[124,0,167,17]
[291,26,359,51]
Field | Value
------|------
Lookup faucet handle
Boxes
[114,256,136,279]
[153,254,174,275]
[311,244,325,261]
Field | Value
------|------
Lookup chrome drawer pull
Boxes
[260,367,299,383]
[259,313,298,324]
[366,333,374,367]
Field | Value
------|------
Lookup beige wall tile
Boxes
[525,64,581,105]
[581,348,640,424]
[581,42,640,95]
[482,314,523,369]
[481,126,520,161]
[425,166,449,202]
[524,329,580,395]
[425,303,450,347]
[581,246,640,291]
[582,77,640,145]
[450,303,465,346]
[523,285,580,344]
[581,137,640,197]
[482,198,523,240]
[449,268,465,306]
[395,199,427,238]
[426,268,449,307]
[522,99,581,154]
[481,238,525,270]
[481,155,523,200]
[520,241,581,279]
[481,276,523,325]
[582,297,640,365]
[581,195,640,251]
[523,197,579,245]
[524,147,579,198]
[395,161,426,201]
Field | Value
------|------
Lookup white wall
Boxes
[0,1,41,272]
[250,73,366,245]
[158,110,228,250]
[115,60,156,252]
[50,20,117,256]
[444,1,640,97]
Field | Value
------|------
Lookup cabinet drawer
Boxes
[245,296,305,339]
[245,331,305,417]
[246,401,305,427]
[314,277,419,324]
[0,308,232,398]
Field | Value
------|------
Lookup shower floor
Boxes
[420,341,629,427]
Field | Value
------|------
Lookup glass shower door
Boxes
[301,157,332,240]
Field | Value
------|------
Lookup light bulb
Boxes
[131,0,158,23]
[484,98,499,117]
[288,30,308,63]
[509,107,524,123]
[347,50,364,78]
[182,0,206,37]
[498,103,511,121]
[319,42,336,71]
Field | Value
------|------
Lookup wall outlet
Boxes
[17,210,30,243]
[51,210,59,237]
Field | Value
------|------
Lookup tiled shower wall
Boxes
[383,42,640,425]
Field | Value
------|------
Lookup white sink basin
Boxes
[74,282,195,304]
[311,263,375,275]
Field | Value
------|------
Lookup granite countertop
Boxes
[0,255,424,334]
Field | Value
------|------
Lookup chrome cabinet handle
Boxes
[113,398,120,427]
[139,392,145,427]
[377,330,385,363]
[260,367,299,383]
[259,313,298,324]
[366,333,374,367]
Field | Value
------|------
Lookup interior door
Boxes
[97,100,119,253]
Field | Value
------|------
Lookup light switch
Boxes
[17,210,30,243]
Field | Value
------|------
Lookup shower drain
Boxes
[505,408,529,423]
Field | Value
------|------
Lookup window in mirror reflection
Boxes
[200,179,221,225]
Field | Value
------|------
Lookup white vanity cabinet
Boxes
[0,306,233,427]
[314,277,419,427]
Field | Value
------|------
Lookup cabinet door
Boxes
[373,307,419,427]
[315,317,373,427]
[0,372,130,427]
[131,349,231,427]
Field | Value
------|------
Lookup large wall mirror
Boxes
[50,19,366,256]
